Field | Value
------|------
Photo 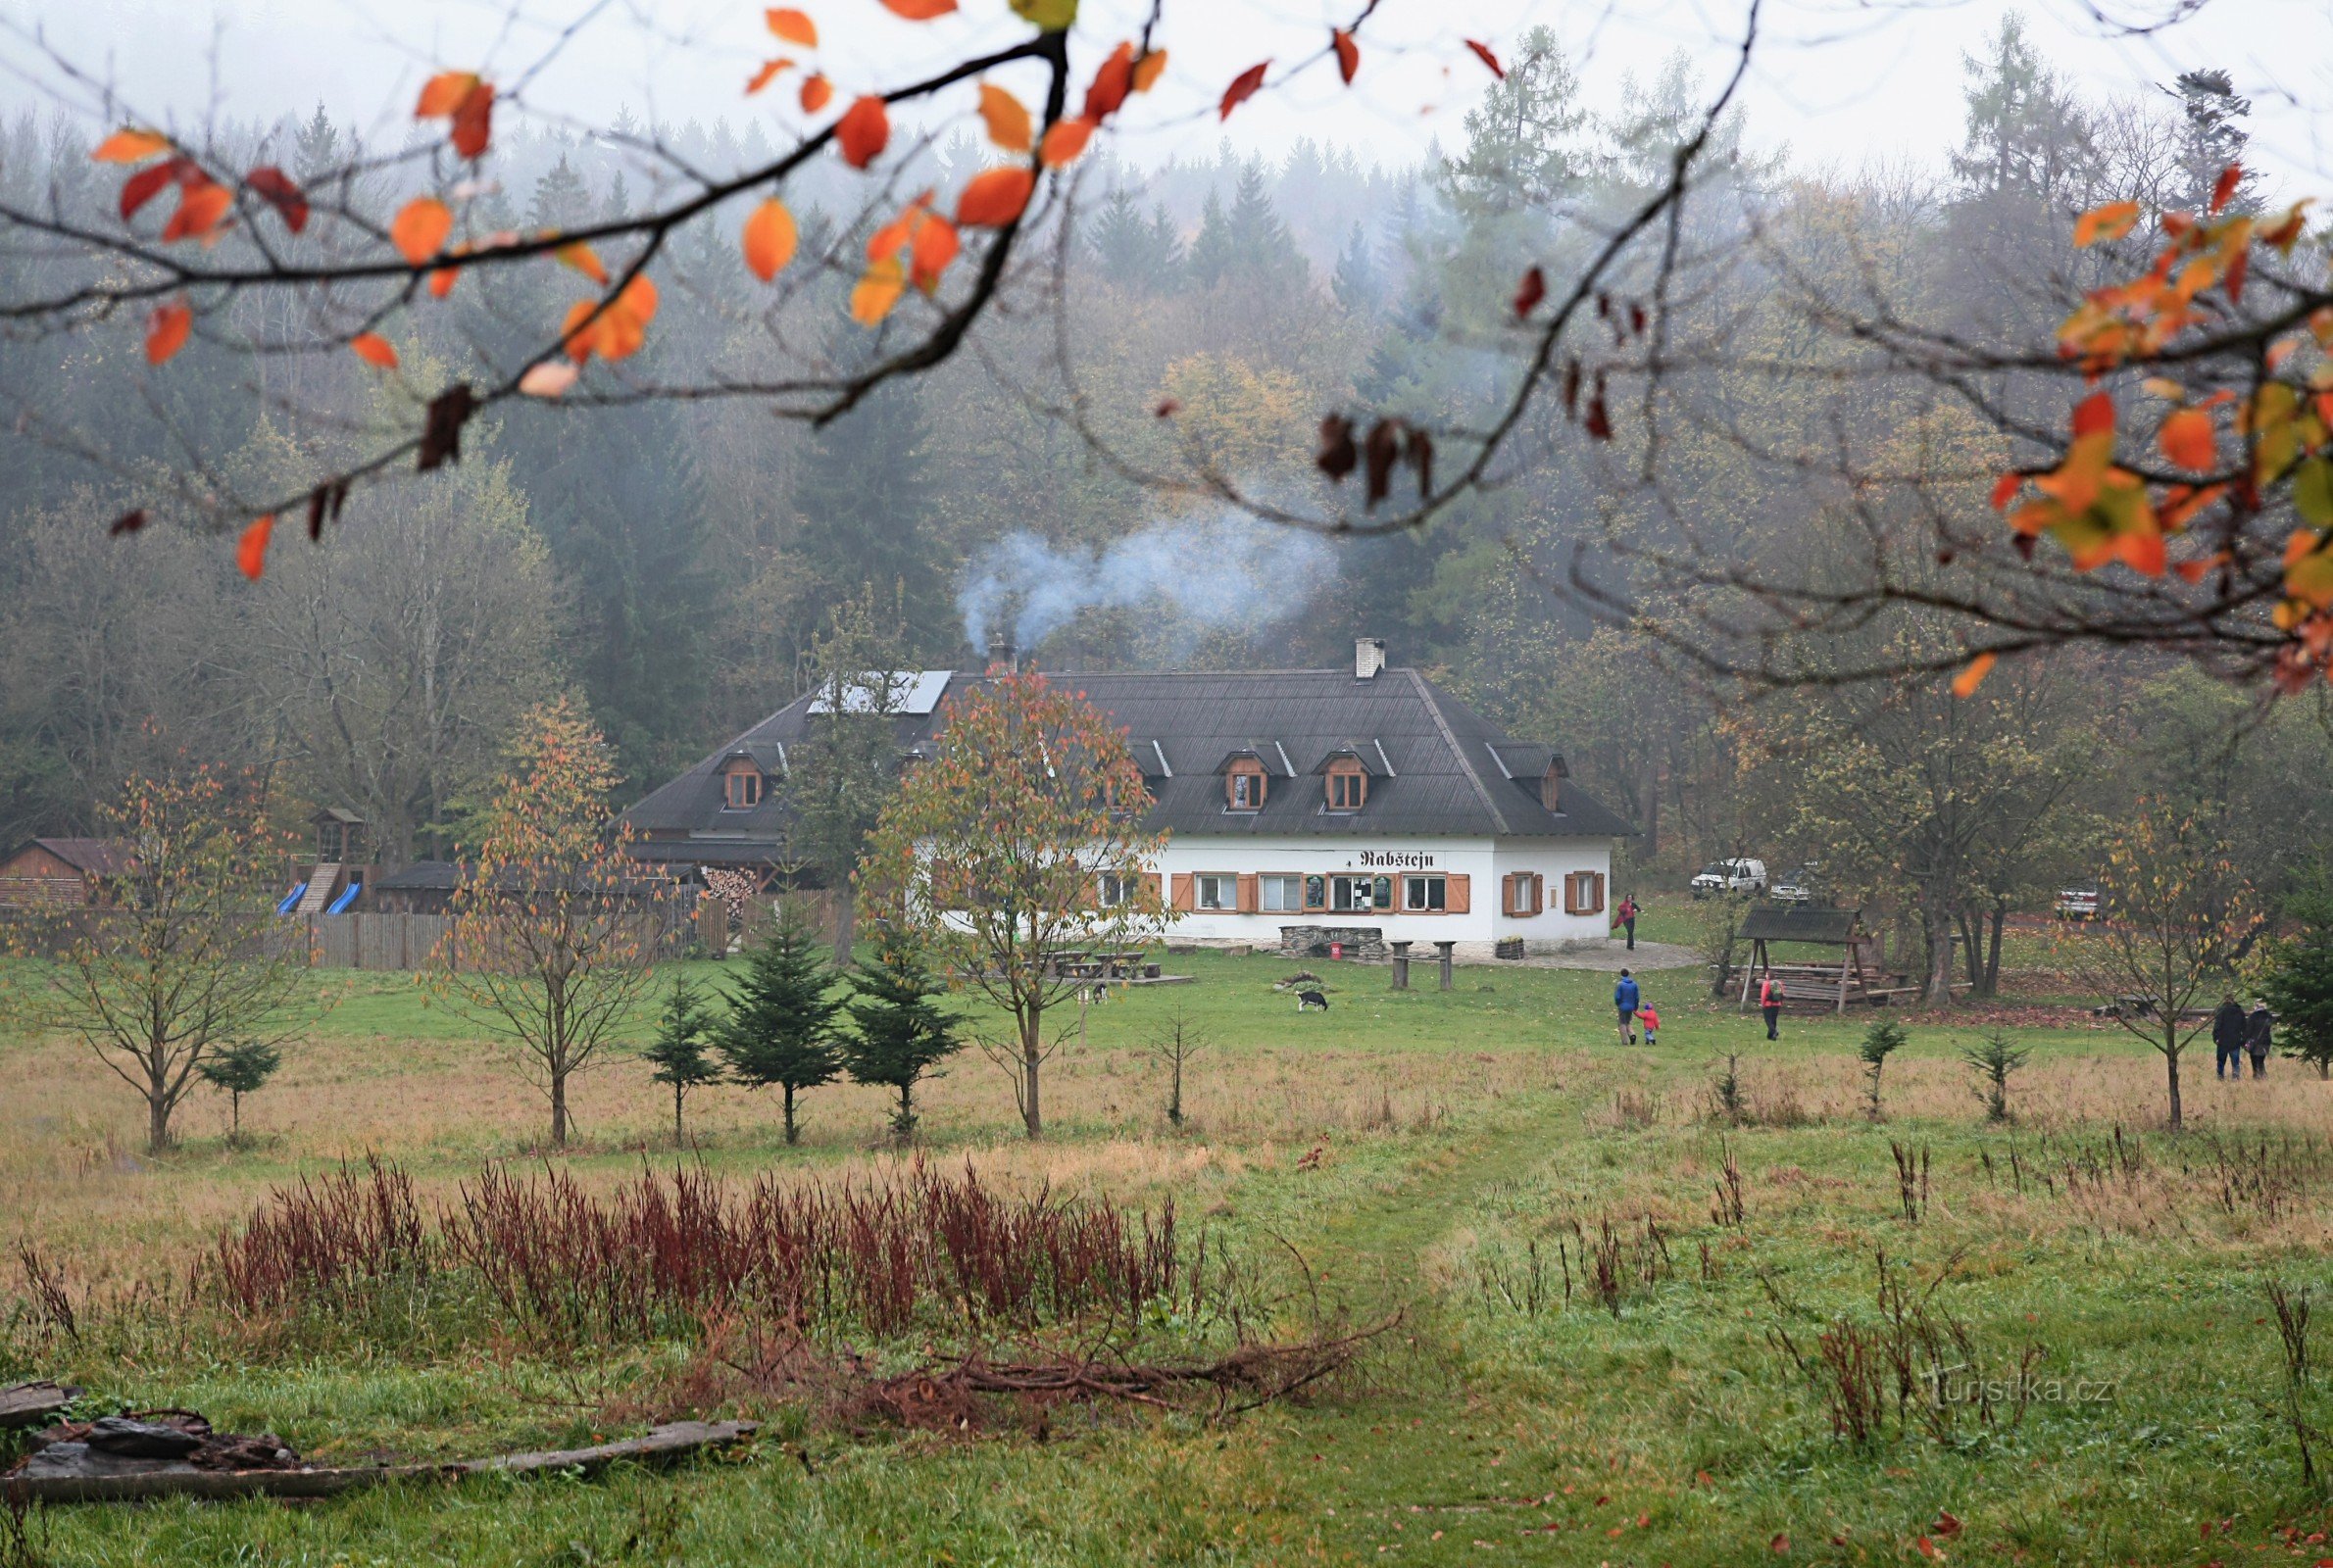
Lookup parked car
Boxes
[1690,858,1767,898]
[1770,864,1822,904]
[2056,883,2101,920]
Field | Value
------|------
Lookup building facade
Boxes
[620,642,1634,958]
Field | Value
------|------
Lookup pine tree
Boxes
[197,1039,282,1145]
[1949,16,2099,207]
[2165,68,2251,214]
[292,105,340,182]
[841,939,962,1142]
[528,153,593,232]
[1145,204,1186,290]
[1331,221,1378,314]
[602,168,632,222]
[788,378,947,650]
[1089,185,1155,289]
[2265,874,2333,1078]
[640,975,721,1146]
[1220,162,1308,293]
[718,899,842,1145]
[1185,189,1234,290]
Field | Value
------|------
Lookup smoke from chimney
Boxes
[957,513,1334,662]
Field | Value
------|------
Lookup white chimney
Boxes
[1355,637,1386,680]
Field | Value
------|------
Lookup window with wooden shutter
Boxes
[1446,873,1470,914]
[1505,873,1543,916]
[1587,872,1605,914]
[1169,872,1195,911]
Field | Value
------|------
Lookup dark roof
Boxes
[1742,906,1868,944]
[19,838,134,876]
[310,807,366,825]
[622,666,1634,857]
[372,859,463,891]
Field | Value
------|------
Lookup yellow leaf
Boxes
[978,83,1032,153]
[742,198,798,281]
[851,257,906,324]
[2073,200,2141,247]
[92,128,172,164]
[1008,0,1077,29]
[1131,49,1167,93]
[555,241,609,284]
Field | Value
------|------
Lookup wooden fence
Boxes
[1,907,693,973]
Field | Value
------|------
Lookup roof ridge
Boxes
[1407,669,1510,835]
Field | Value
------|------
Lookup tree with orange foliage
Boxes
[429,696,666,1148]
[20,767,305,1153]
[856,669,1168,1140]
[2060,802,2258,1132]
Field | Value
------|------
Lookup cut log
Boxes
[0,1382,79,1430]
[3,1419,758,1506]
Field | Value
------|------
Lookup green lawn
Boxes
[5,944,2329,1565]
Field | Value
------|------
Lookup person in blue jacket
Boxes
[1614,969,1641,1046]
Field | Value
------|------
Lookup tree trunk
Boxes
[1021,1004,1044,1140]
[1957,909,1982,989]
[1922,906,1957,1007]
[831,892,857,967]
[550,1071,570,1147]
[148,1088,172,1154]
[1983,906,2007,998]
[782,1083,800,1146]
[2164,1041,2183,1132]
[897,1083,914,1142]
[672,1084,685,1149]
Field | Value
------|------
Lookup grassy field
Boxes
[6,912,2333,1566]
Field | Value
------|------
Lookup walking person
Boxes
[1639,1000,1660,1049]
[1759,971,1786,1041]
[1614,968,1640,1047]
[2212,994,2248,1079]
[1615,894,1639,952]
[2248,999,2275,1079]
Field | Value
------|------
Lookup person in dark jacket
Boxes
[2248,1001,2275,1078]
[2211,995,2249,1079]
[1614,969,1640,1046]
[1615,895,1639,952]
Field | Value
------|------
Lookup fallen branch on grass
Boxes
[2,1419,757,1505]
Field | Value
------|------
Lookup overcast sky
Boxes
[3,0,2324,189]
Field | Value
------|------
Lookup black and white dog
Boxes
[1297,990,1330,1011]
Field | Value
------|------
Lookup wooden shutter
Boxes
[1169,872,1195,911]
[1150,872,1166,908]
[1588,872,1606,915]
[1563,872,1583,915]
[1501,872,1517,915]
[1528,874,1544,915]
[1446,873,1469,913]
[1236,872,1259,912]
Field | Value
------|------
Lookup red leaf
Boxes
[2226,247,2248,305]
[1316,414,1357,480]
[144,300,192,367]
[877,0,956,15]
[2071,391,2114,439]
[1932,1511,1963,1539]
[1154,398,1180,418]
[1084,41,1135,122]
[450,80,495,159]
[108,509,148,537]
[800,74,834,114]
[118,157,189,221]
[1219,61,1268,121]
[1332,28,1359,85]
[237,514,276,581]
[1464,39,1504,78]
[836,96,890,168]
[2211,164,2242,215]
[350,332,399,368]
[1040,117,1096,167]
[244,166,309,233]
[956,167,1034,227]
[1514,265,1545,318]
[1989,471,2020,510]
[419,383,477,471]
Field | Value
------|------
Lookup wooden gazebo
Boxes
[1736,906,1912,1012]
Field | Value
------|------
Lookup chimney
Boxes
[1354,637,1386,680]
[985,632,1018,673]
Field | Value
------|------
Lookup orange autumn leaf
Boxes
[1989,472,2021,510]
[1332,28,1359,85]
[237,514,276,581]
[742,198,799,280]
[92,128,172,164]
[978,82,1032,152]
[2210,164,2242,215]
[1950,652,1997,698]
[767,8,818,47]
[1084,41,1135,122]
[1131,49,1167,93]
[428,265,460,299]
[836,96,889,168]
[877,0,956,14]
[415,71,482,118]
[145,301,191,365]
[745,57,794,94]
[563,275,660,362]
[1039,117,1095,167]
[851,257,907,324]
[957,167,1033,227]
[392,197,454,264]
[801,74,833,113]
[556,240,609,284]
[2073,200,2141,248]
[909,211,959,289]
[450,81,495,159]
[1464,39,1504,78]
[2158,407,2214,470]
[161,180,232,243]
[350,332,399,368]
[1218,61,1268,121]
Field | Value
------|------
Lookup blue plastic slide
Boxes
[325,880,362,914]
[275,883,307,915]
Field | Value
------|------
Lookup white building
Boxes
[623,641,1634,959]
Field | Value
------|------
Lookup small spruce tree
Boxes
[1859,1018,1911,1120]
[718,900,841,1145]
[840,938,962,1143]
[196,1039,282,1145]
[2265,877,2333,1079]
[1960,1028,2032,1122]
[641,975,721,1147]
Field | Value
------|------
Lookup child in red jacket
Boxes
[1639,1002,1660,1048]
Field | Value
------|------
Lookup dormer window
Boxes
[1225,757,1267,811]
[1324,757,1368,813]
[1541,756,1568,812]
[720,760,765,810]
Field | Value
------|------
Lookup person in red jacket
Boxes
[1759,972,1786,1041]
[1638,1000,1661,1048]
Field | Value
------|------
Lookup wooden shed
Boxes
[1736,906,1912,1011]
[0,838,131,908]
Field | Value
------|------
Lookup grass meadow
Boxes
[5,901,2333,1566]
